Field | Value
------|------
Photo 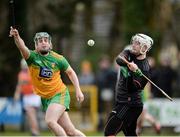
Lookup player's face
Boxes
[130,40,141,55]
[36,37,51,55]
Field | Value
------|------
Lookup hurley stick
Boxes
[119,56,173,101]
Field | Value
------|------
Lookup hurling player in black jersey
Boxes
[104,33,153,136]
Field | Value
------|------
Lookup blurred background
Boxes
[0,0,180,136]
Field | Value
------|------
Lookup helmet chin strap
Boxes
[35,42,52,54]
[130,45,148,57]
[134,46,148,58]
[140,45,148,55]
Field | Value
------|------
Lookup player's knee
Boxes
[45,119,56,128]
[65,128,76,136]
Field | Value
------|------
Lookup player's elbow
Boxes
[66,69,73,76]
[116,57,127,66]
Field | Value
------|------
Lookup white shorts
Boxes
[23,94,41,108]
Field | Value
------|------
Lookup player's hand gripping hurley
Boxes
[119,56,173,101]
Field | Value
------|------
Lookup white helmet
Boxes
[34,32,52,46]
[131,33,153,54]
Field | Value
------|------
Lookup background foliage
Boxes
[0,0,179,96]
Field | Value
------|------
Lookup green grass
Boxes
[0,127,180,136]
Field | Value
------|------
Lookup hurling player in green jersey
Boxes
[10,27,86,137]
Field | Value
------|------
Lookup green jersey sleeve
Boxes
[58,57,70,71]
[26,50,36,65]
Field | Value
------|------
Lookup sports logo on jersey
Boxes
[51,63,56,68]
[39,67,53,78]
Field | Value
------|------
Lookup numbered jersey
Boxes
[26,50,70,98]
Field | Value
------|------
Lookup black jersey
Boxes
[115,49,150,106]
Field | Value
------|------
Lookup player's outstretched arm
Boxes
[65,66,84,103]
[9,26,30,59]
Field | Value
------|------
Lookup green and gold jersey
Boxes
[26,50,70,98]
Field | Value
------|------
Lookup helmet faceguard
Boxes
[131,33,153,54]
[34,32,52,48]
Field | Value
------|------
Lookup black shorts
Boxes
[104,103,143,136]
